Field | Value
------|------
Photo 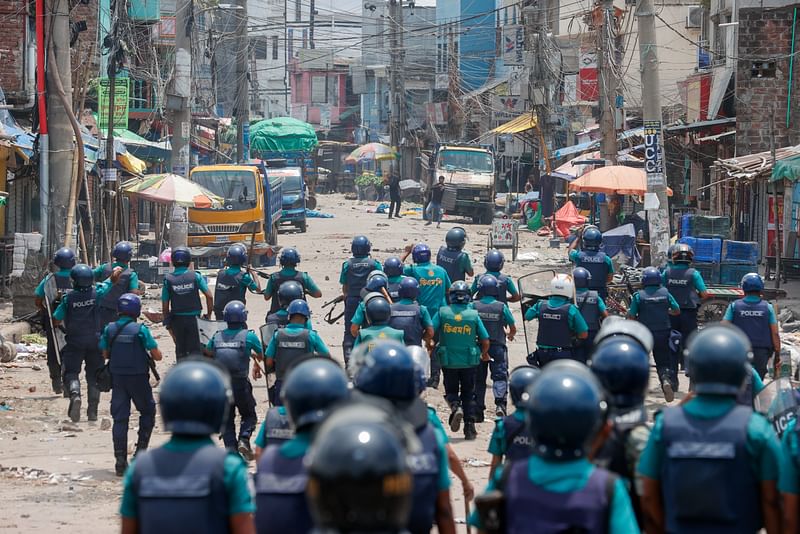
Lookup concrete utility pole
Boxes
[235,0,250,162]
[388,0,401,150]
[637,0,671,266]
[524,1,554,179]
[598,0,618,164]
[446,24,460,140]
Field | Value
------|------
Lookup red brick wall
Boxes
[0,1,27,102]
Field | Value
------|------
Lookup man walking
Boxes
[388,172,402,219]
[426,175,445,227]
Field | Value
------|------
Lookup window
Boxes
[252,37,267,60]
[751,61,776,78]
[272,35,279,60]
[311,75,327,103]
[295,0,301,22]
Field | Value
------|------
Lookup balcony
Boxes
[129,79,160,114]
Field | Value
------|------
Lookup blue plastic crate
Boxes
[692,261,720,285]
[679,236,722,263]
[719,261,758,286]
[722,240,759,264]
[680,214,693,238]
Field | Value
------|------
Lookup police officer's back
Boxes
[663,244,709,359]
[263,247,322,315]
[263,279,307,340]
[214,243,261,320]
[573,267,609,355]
[471,249,521,303]
[339,235,382,359]
[95,241,140,325]
[402,243,452,316]
[353,295,405,351]
[436,227,474,283]
[389,277,434,347]
[568,228,614,299]
[384,256,405,300]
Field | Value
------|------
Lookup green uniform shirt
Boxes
[206,327,264,356]
[264,268,320,296]
[94,261,139,291]
[99,316,158,351]
[403,262,451,316]
[353,325,406,351]
[779,418,800,494]
[524,296,588,349]
[265,323,330,359]
[723,295,778,324]
[387,275,403,286]
[488,410,525,456]
[254,405,289,449]
[428,406,449,444]
[433,304,489,369]
[627,286,680,317]
[161,267,210,316]
[661,264,707,295]
[221,266,259,293]
[53,280,114,321]
[352,298,433,328]
[470,270,519,299]
[338,256,382,285]
[35,269,72,298]
[119,436,255,518]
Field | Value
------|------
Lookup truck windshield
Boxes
[438,150,494,173]
[281,174,303,191]
[192,170,257,209]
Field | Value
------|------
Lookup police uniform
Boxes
[94,262,139,325]
[387,275,403,301]
[162,266,209,360]
[473,295,515,415]
[575,287,606,357]
[663,265,707,353]
[724,295,778,379]
[470,270,519,304]
[629,287,680,390]
[488,410,535,463]
[339,256,382,358]
[263,309,313,343]
[406,416,452,534]
[524,296,588,365]
[264,267,319,314]
[436,246,473,283]
[265,324,330,404]
[353,324,406,351]
[569,249,614,300]
[403,262,451,318]
[213,266,258,320]
[389,298,433,346]
[206,327,263,449]
[253,405,294,451]
[35,268,73,388]
[778,418,800,502]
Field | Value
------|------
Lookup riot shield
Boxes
[754,377,799,437]
[42,274,66,355]
[517,269,557,362]
[197,317,226,347]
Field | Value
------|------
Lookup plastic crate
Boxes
[722,240,759,264]
[719,261,758,286]
[692,215,731,240]
[679,236,722,263]
[680,214,693,238]
[692,261,720,285]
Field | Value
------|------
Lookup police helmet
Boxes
[523,362,606,460]
[117,293,142,318]
[222,300,248,325]
[280,247,301,267]
[171,246,192,267]
[365,270,389,292]
[53,247,77,270]
[590,336,650,408]
[687,323,751,396]
[383,256,403,277]
[277,280,305,307]
[642,266,662,287]
[364,295,392,325]
[287,298,311,319]
[509,365,541,409]
[351,235,372,257]
[672,243,694,264]
[226,243,248,266]
[594,316,654,354]
[281,358,349,431]
[160,360,232,435]
[572,267,591,289]
[445,227,467,250]
[449,280,472,304]
[70,264,94,289]
[406,345,431,395]
[582,227,602,251]
[477,274,499,297]
[355,341,417,401]
[398,276,419,300]
[484,249,505,272]
[112,241,133,262]
[411,243,431,264]
[550,274,575,299]
[741,272,764,293]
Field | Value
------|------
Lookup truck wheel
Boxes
[268,222,278,245]
[306,194,317,210]
[298,221,307,233]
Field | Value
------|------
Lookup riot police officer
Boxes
[663,243,709,364]
[253,403,293,462]
[628,266,680,401]
[205,300,264,460]
[779,403,800,531]
[162,246,214,361]
[255,358,349,534]
[384,256,405,300]
[353,295,405,351]
[471,249,521,303]
[263,247,322,315]
[349,270,393,336]
[95,241,140,326]
[573,266,609,359]
[473,274,516,420]
[100,293,162,476]
[568,227,614,300]
[638,324,782,534]
[34,246,75,394]
[436,226,474,283]
[722,272,781,379]
[389,277,435,347]
[339,235,382,361]
[263,279,310,340]
[119,360,256,533]
[213,243,261,320]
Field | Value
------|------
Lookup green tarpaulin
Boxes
[771,155,800,182]
[249,117,318,153]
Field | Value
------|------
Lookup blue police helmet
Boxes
[594,316,654,354]
[383,256,403,277]
[398,276,419,300]
[365,270,388,292]
[287,298,311,318]
[112,241,133,262]
[590,336,650,408]
[686,323,751,396]
[226,243,248,266]
[281,358,349,431]
[280,247,301,267]
[70,264,94,289]
[642,266,662,287]
[741,272,764,293]
[277,280,305,307]
[445,227,467,250]
[365,295,392,325]
[477,274,499,297]
[355,341,417,401]
[222,300,248,324]
[582,227,602,251]
[449,280,471,304]
[411,243,431,264]
[572,267,591,289]
[171,246,192,267]
[509,365,541,409]
[117,293,142,318]
[523,362,606,460]
[351,235,372,256]
[54,247,77,270]
[160,360,232,436]
[484,249,505,272]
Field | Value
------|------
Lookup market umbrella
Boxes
[568,165,673,196]
[553,151,641,180]
[345,143,397,163]
[122,173,224,208]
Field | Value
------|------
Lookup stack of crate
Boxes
[679,236,722,284]
[720,240,759,286]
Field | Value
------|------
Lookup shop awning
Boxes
[491,113,538,135]
[714,145,800,181]
[338,105,360,121]
[771,154,800,182]
[551,127,645,159]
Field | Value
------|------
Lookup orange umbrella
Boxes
[568,165,673,196]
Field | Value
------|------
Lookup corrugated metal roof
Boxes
[490,113,538,135]
[713,145,800,181]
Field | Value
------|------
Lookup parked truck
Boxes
[264,163,308,233]
[426,143,496,224]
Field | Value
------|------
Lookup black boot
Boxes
[464,421,478,441]
[133,441,148,458]
[86,385,100,422]
[67,379,82,423]
[114,453,128,477]
[51,377,63,395]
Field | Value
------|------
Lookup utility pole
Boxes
[388,0,401,150]
[770,108,780,289]
[597,0,618,164]
[309,0,315,49]
[235,0,250,162]
[637,0,670,266]
[446,24,460,140]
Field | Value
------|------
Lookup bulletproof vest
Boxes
[214,269,246,316]
[358,326,405,353]
[492,273,510,304]
[387,281,401,301]
[666,267,700,309]
[263,407,294,448]
[473,299,507,346]
[736,370,755,407]
[133,444,230,534]
[64,288,100,347]
[577,251,609,290]
[731,299,773,348]
[660,405,761,533]
[211,329,250,379]
[504,459,612,534]
[436,246,466,282]
[437,306,482,358]
[636,287,672,332]
[268,270,305,314]
[100,266,133,311]
[255,445,312,534]
[345,257,375,297]
[108,321,149,375]
[576,290,601,331]
[165,271,202,314]
[503,415,534,462]
[535,302,573,349]
[274,328,312,379]
[407,423,441,533]
[389,302,424,345]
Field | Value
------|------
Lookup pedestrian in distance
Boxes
[353,294,406,352]
[663,243,709,368]
[384,256,405,300]
[436,227,474,283]
[339,235,382,362]
[471,249,521,303]
[573,266,609,360]
[118,360,256,534]
[568,227,614,300]
[388,171,402,219]
[204,300,264,460]
[263,247,322,315]
[388,277,435,348]
[426,175,445,227]
[213,243,261,320]
[95,241,140,326]
[162,246,214,361]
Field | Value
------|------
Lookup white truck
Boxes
[427,143,496,224]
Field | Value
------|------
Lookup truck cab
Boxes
[267,165,307,233]
[429,144,496,224]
